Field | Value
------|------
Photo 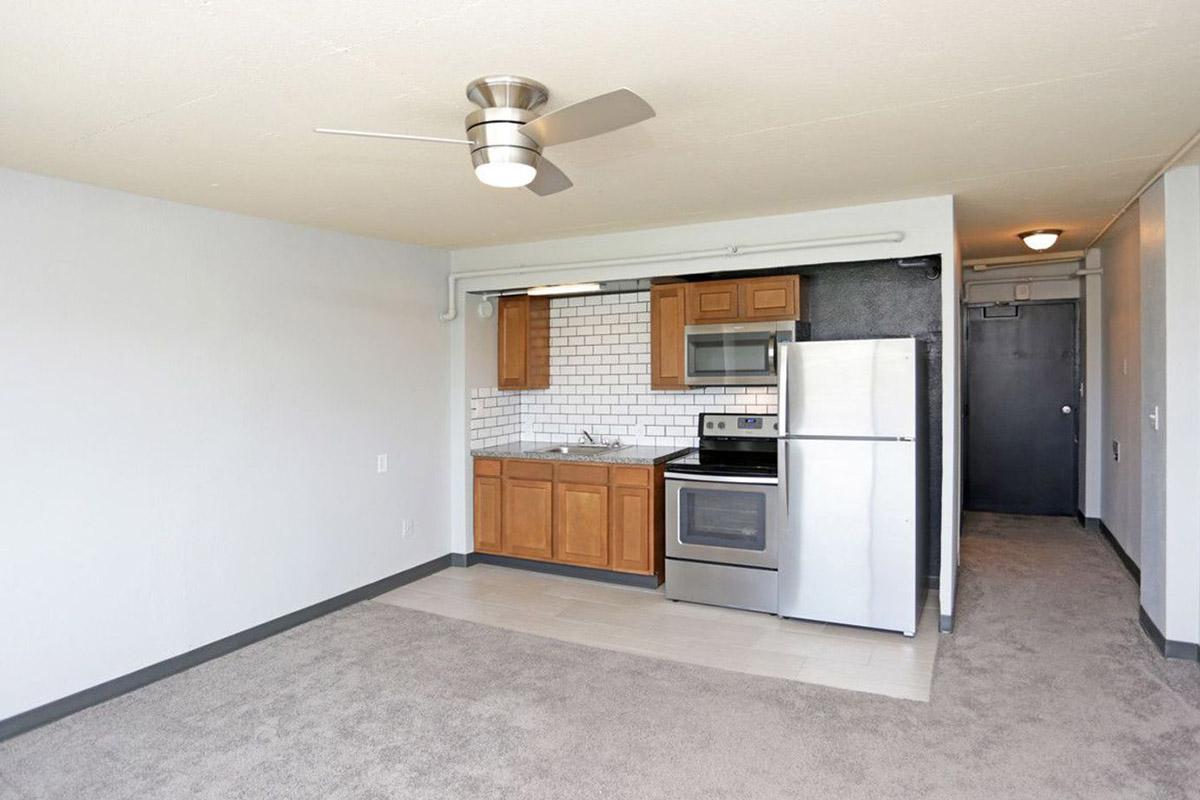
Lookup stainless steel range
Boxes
[663,413,779,613]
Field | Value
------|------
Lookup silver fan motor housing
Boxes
[464,76,548,172]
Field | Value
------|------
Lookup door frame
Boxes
[961,299,1081,515]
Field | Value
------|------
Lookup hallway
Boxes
[936,512,1200,795]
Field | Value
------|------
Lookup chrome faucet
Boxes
[579,429,622,449]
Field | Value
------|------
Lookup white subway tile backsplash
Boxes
[468,291,778,449]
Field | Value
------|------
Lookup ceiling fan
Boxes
[315,75,655,196]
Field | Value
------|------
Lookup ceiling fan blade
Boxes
[527,156,573,196]
[313,128,471,145]
[517,89,654,148]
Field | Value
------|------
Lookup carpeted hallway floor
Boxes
[2,513,1199,799]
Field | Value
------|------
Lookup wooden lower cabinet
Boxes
[555,482,610,567]
[473,475,503,553]
[610,485,651,572]
[473,457,663,579]
[502,478,553,560]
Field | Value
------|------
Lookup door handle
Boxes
[780,445,789,515]
[1061,405,1072,415]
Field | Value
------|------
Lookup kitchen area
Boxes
[383,250,948,701]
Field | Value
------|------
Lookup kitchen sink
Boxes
[540,444,628,455]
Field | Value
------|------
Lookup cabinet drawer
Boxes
[555,462,610,485]
[474,458,502,477]
[504,460,555,481]
[611,466,651,487]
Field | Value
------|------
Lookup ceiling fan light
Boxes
[1018,229,1062,251]
[472,146,537,188]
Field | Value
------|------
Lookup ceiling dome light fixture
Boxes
[1018,229,1063,251]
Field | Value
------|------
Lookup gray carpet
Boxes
[2,513,1199,799]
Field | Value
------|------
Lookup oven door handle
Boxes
[664,472,778,485]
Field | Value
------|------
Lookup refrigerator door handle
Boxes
[777,342,789,435]
[780,444,789,515]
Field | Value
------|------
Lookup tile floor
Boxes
[375,564,940,701]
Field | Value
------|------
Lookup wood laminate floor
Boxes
[375,563,940,701]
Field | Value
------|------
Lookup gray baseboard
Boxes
[456,552,661,589]
[1075,511,1101,533]
[0,554,452,743]
[939,614,954,633]
[1139,606,1200,662]
[1099,521,1140,584]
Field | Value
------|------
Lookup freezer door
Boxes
[778,438,919,634]
[778,338,917,439]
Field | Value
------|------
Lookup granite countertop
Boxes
[471,440,692,465]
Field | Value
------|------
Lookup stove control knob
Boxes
[705,421,713,429]
[717,421,726,429]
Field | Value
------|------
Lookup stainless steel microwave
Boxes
[684,320,801,386]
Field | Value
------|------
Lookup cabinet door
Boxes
[526,296,551,389]
[503,478,553,560]
[650,284,688,390]
[555,482,610,568]
[686,280,740,324]
[610,485,651,573]
[473,475,503,553]
[739,275,803,321]
[497,296,529,389]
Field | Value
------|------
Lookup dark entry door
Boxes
[965,302,1078,515]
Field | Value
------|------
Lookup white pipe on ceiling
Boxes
[1086,125,1200,251]
[438,230,907,320]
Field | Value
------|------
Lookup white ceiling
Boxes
[2,1,1198,257]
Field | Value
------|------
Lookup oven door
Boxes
[684,322,792,386]
[665,475,778,569]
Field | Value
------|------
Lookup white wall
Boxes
[1160,166,1200,646]
[447,195,961,622]
[1096,203,1142,562]
[1094,165,1200,649]
[0,168,452,719]
[1081,252,1104,520]
[1139,180,1167,627]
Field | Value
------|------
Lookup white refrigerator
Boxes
[776,338,926,636]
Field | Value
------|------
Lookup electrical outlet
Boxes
[1112,440,1120,462]
[376,454,388,474]
[401,519,414,539]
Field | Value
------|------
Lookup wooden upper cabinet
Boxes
[497,295,550,390]
[650,284,689,390]
[685,280,741,324]
[740,275,805,321]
